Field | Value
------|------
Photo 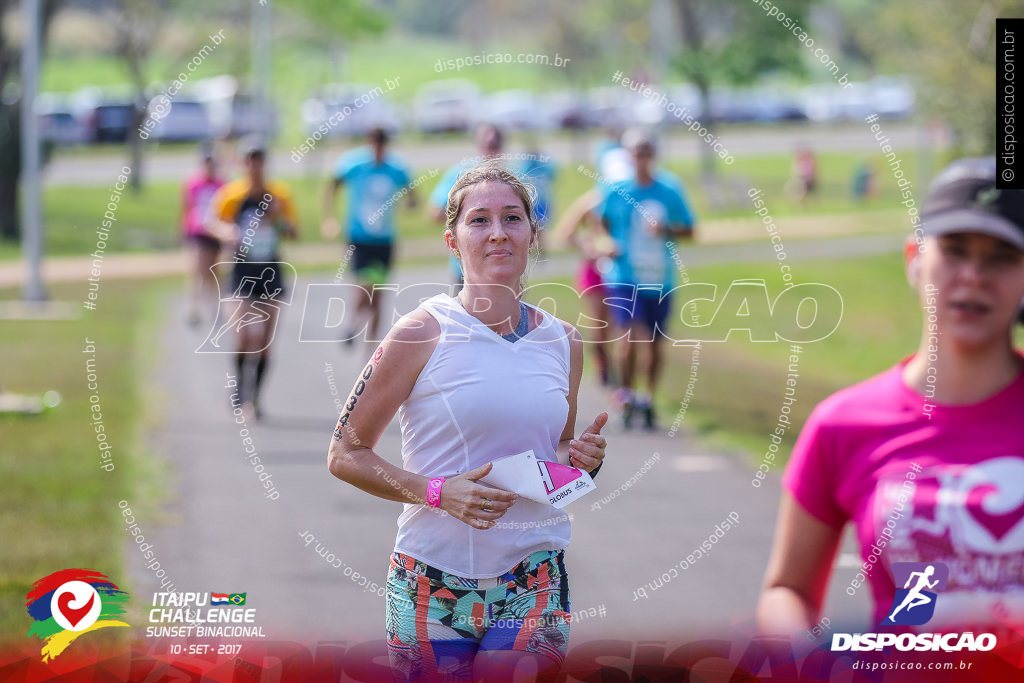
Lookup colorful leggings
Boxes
[385,550,570,682]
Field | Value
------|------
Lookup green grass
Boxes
[0,276,175,642]
[525,252,928,464]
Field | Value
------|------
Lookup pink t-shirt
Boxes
[182,172,224,237]
[783,353,1024,630]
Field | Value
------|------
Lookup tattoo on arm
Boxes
[332,361,375,441]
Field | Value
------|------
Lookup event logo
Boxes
[25,569,130,662]
[882,562,948,626]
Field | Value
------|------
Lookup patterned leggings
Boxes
[385,550,571,682]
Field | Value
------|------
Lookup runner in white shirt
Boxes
[327,159,609,682]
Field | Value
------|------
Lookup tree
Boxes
[838,0,1024,157]
[0,0,63,242]
[109,0,163,193]
[673,0,815,181]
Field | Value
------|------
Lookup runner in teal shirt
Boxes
[598,129,696,430]
[322,128,415,344]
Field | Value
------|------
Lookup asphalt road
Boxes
[129,257,878,651]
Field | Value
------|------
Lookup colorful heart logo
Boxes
[56,591,95,629]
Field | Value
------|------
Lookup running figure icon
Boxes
[208,266,284,349]
[887,565,939,623]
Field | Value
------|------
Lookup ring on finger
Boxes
[481,498,492,512]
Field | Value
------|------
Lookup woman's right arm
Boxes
[326,309,517,529]
[756,493,844,637]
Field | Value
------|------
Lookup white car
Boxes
[302,83,402,138]
[478,89,545,130]
[413,79,481,134]
[147,98,211,142]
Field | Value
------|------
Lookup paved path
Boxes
[129,258,877,650]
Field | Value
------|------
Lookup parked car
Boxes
[77,97,142,144]
[749,88,808,123]
[301,83,402,138]
[542,90,591,130]
[147,97,211,142]
[834,82,874,121]
[413,79,481,134]
[586,86,633,129]
[194,76,278,139]
[707,87,760,123]
[869,76,915,119]
[475,89,545,130]
[36,94,86,146]
[800,84,843,122]
[667,83,705,121]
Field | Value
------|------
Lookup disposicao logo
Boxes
[883,562,948,626]
[25,569,130,661]
[831,562,997,653]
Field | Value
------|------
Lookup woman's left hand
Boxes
[569,412,608,473]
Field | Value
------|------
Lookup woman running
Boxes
[181,142,224,327]
[758,157,1024,636]
[553,189,616,386]
[551,139,638,387]
[327,160,608,681]
[208,136,298,420]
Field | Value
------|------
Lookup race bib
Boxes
[627,199,668,284]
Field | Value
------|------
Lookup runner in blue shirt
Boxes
[322,128,415,344]
[598,128,696,430]
[429,125,505,290]
[517,146,557,252]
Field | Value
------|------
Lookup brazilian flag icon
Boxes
[228,593,246,606]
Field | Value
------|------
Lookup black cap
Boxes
[921,157,1024,250]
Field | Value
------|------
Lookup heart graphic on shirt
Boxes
[967,483,1024,542]
[56,591,95,629]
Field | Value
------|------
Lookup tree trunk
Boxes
[128,101,144,193]
[0,0,64,242]
[0,101,21,242]
[0,170,19,242]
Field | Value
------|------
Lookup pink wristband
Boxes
[426,477,445,508]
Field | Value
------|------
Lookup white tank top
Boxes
[394,293,572,577]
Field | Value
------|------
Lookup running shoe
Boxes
[622,400,635,430]
[643,403,656,431]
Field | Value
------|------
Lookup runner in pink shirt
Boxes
[181,143,225,326]
[758,157,1024,637]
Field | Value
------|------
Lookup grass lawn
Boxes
[0,276,175,642]
[524,252,930,463]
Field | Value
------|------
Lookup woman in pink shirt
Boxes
[181,143,225,326]
[758,158,1024,636]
